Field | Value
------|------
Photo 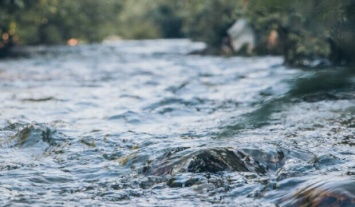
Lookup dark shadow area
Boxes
[218,66,355,137]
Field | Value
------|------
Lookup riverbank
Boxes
[2,1,354,67]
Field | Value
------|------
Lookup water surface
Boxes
[0,40,354,206]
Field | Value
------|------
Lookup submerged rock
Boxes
[276,159,316,181]
[4,123,64,148]
[167,173,206,188]
[280,176,355,207]
[144,147,267,176]
[240,147,314,172]
[143,146,314,177]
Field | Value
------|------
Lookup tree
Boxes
[0,0,122,51]
[247,0,355,66]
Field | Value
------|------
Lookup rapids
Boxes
[0,40,354,206]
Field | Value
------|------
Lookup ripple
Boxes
[0,40,354,205]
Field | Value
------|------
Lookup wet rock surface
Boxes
[266,176,355,207]
[4,123,65,147]
[0,40,354,206]
[144,148,267,176]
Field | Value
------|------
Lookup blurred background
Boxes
[1,0,355,65]
[1,1,355,206]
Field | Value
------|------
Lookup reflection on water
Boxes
[0,39,354,206]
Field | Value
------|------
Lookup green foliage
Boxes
[116,0,184,39]
[116,1,160,39]
[151,2,184,38]
[0,0,28,56]
[17,0,120,44]
[181,0,243,48]
[117,0,243,48]
[247,0,355,65]
[1,0,354,65]
[1,0,122,46]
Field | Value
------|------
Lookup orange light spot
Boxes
[67,38,79,46]
[2,33,9,41]
[267,30,278,49]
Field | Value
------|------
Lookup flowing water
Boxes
[0,39,354,206]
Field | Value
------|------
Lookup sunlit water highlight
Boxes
[0,39,354,206]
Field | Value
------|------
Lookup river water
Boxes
[0,40,354,206]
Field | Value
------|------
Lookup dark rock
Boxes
[144,147,267,176]
[280,176,355,207]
